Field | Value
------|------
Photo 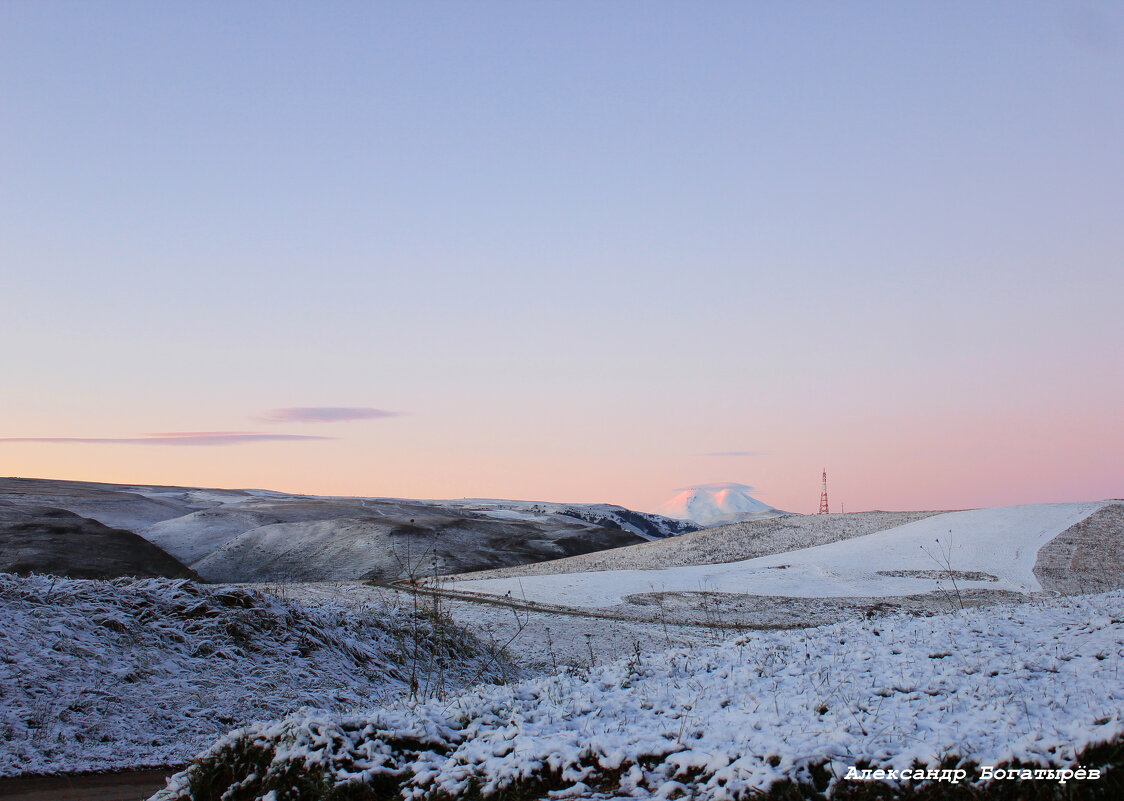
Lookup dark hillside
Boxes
[0,503,198,579]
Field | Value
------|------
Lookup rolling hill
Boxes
[0,478,697,582]
[0,502,197,580]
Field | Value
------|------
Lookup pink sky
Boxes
[2,3,1122,513]
[3,391,1120,515]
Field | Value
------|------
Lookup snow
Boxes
[655,482,780,526]
[447,502,1107,608]
[278,581,729,674]
[471,508,541,521]
[430,498,698,540]
[154,590,1124,800]
[143,508,278,565]
[3,481,695,574]
[0,574,514,777]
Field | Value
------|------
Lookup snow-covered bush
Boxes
[0,573,513,776]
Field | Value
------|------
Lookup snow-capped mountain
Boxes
[655,482,783,526]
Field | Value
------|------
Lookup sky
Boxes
[1,2,1121,515]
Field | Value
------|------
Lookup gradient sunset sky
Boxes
[2,2,1121,514]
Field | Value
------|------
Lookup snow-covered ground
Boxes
[281,581,730,672]
[3,493,1118,793]
[427,498,699,540]
[447,502,1108,608]
[0,574,514,777]
[0,479,697,584]
[459,510,940,582]
[154,590,1124,800]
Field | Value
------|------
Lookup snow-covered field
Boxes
[446,502,1109,608]
[280,581,730,672]
[3,495,1121,795]
[154,590,1124,800]
[0,574,514,777]
[460,510,940,581]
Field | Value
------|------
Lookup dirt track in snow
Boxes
[0,768,174,801]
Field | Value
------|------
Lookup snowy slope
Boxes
[0,573,513,776]
[435,498,699,540]
[142,508,293,566]
[155,591,1124,801]
[0,479,696,581]
[448,502,1109,607]
[0,477,208,532]
[185,511,645,583]
[655,482,782,526]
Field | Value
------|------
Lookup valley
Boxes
[1,478,1122,799]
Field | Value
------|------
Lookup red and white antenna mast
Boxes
[818,469,830,515]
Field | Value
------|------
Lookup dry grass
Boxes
[1035,502,1124,594]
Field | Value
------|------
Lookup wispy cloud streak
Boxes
[262,407,400,423]
[675,481,756,491]
[706,450,762,457]
[0,432,332,446]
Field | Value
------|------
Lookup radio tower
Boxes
[818,469,830,515]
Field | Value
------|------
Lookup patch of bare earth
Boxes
[616,588,1027,628]
[1034,501,1124,594]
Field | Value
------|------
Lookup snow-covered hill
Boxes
[448,501,1113,608]
[655,482,783,526]
[0,573,513,776]
[0,503,196,580]
[433,498,699,540]
[154,590,1124,801]
[0,478,697,583]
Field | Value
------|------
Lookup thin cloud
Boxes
[0,432,332,446]
[706,450,762,457]
[262,407,400,424]
[674,481,756,492]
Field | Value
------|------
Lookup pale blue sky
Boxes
[2,2,1121,512]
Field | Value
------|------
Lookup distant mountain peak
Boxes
[656,482,782,526]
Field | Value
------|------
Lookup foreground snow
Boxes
[0,574,512,776]
[448,502,1108,607]
[155,591,1124,800]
